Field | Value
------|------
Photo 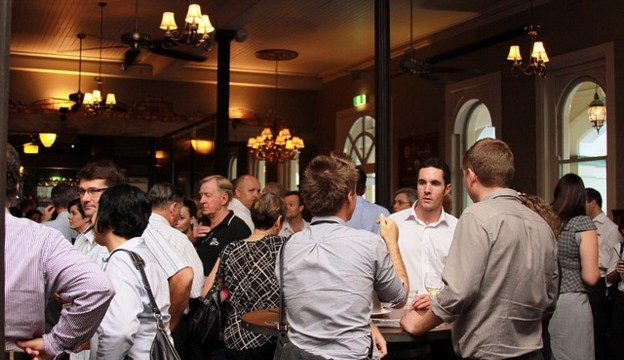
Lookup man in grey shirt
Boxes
[277,153,408,360]
[401,138,559,359]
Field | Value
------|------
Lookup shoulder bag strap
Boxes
[277,238,288,329]
[110,248,167,331]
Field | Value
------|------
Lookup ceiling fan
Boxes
[397,0,480,84]
[120,0,208,70]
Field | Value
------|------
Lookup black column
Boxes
[0,0,12,355]
[215,30,235,177]
[374,0,391,209]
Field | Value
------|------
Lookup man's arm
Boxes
[19,233,115,358]
[168,267,193,330]
[378,214,409,308]
[400,309,443,335]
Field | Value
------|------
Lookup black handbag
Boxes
[187,281,221,343]
[112,249,182,360]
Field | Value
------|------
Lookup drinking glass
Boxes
[424,272,443,299]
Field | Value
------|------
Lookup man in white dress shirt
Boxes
[228,174,260,232]
[390,158,458,309]
[586,187,624,360]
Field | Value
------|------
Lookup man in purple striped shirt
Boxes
[4,144,115,359]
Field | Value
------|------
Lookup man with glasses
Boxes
[75,160,126,264]
[392,188,417,213]
[75,161,193,335]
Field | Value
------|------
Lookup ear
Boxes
[444,183,452,196]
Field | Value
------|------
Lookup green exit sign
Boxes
[353,94,367,107]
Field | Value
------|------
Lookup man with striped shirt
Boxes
[5,144,115,359]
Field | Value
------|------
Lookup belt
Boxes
[4,352,30,360]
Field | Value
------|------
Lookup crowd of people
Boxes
[4,137,624,360]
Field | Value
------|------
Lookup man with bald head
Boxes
[228,174,260,232]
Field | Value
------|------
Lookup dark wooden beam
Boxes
[0,0,12,355]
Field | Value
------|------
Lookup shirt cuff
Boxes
[42,333,65,359]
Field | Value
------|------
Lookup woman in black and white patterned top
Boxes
[211,192,286,360]
[548,173,600,360]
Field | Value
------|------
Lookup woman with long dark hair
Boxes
[548,173,600,360]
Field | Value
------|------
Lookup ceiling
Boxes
[9,0,544,90]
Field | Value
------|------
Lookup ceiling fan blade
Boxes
[147,46,207,62]
[123,49,141,70]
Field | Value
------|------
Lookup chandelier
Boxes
[159,2,215,50]
[588,86,607,133]
[506,1,548,78]
[84,2,117,115]
[247,49,305,163]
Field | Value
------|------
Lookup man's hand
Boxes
[41,205,55,223]
[370,323,387,358]
[193,224,212,239]
[411,294,432,310]
[17,338,48,360]
[378,214,398,244]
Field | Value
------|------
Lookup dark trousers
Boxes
[607,290,624,360]
[589,277,611,360]
[225,343,276,360]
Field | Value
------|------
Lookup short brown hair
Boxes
[462,138,514,188]
[77,160,127,187]
[301,153,358,216]
[199,175,233,204]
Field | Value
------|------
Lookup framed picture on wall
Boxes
[398,133,438,188]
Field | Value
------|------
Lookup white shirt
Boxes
[592,212,624,277]
[142,214,192,280]
[278,218,310,238]
[228,198,254,232]
[389,202,458,304]
[74,227,109,268]
[145,213,205,298]
[92,237,172,360]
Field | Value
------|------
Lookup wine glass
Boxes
[424,272,443,299]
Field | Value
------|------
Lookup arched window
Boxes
[344,115,376,166]
[344,115,377,201]
[559,81,608,209]
[458,101,494,208]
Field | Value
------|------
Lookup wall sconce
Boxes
[23,142,39,154]
[191,139,214,154]
[155,150,168,159]
[39,133,57,147]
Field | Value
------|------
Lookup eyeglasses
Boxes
[392,200,411,206]
[77,187,108,197]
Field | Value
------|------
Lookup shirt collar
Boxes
[407,201,449,227]
[149,212,170,227]
[311,215,345,225]
[481,188,520,202]
[593,212,607,224]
